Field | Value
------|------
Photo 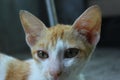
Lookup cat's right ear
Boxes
[72,5,101,46]
[19,10,47,47]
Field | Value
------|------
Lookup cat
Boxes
[0,5,101,80]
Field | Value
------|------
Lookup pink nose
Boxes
[50,70,62,79]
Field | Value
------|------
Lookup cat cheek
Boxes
[63,59,75,67]
[32,53,40,62]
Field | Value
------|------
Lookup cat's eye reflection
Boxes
[37,50,49,59]
[64,48,80,58]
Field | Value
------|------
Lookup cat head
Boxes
[20,5,101,80]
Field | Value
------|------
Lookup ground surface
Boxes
[83,48,120,80]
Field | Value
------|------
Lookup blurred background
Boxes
[0,0,120,55]
[0,0,120,80]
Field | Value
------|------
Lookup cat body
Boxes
[0,5,101,80]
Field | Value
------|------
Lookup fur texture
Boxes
[0,5,101,80]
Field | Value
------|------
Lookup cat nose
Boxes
[50,70,62,78]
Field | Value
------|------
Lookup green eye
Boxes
[64,48,79,58]
[37,50,49,59]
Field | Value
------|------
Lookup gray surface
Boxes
[83,48,120,80]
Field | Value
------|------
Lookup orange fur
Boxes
[5,59,30,80]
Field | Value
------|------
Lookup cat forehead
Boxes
[48,24,71,35]
[47,25,72,43]
[33,25,73,48]
[33,24,86,50]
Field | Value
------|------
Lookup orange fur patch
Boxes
[47,25,70,47]
[5,59,30,80]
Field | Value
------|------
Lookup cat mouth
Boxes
[52,76,60,80]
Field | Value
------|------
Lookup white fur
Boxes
[27,59,54,80]
[0,53,14,80]
[26,60,42,80]
[49,38,65,57]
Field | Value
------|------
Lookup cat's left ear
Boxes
[72,5,101,45]
[19,10,47,47]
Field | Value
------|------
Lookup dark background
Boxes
[0,0,120,56]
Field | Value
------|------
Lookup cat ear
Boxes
[72,5,101,45]
[19,10,47,47]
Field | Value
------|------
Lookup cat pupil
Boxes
[37,50,48,59]
[64,48,79,58]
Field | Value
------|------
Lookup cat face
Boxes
[20,5,101,80]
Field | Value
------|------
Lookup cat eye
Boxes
[37,50,49,59]
[64,48,80,58]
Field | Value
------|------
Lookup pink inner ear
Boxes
[26,34,37,46]
[86,30,99,45]
[74,19,101,45]
[88,20,101,45]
